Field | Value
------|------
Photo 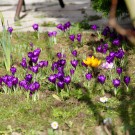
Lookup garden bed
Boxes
[0,23,135,134]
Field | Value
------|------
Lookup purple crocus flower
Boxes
[31,66,38,73]
[28,52,33,59]
[31,56,38,64]
[57,24,63,30]
[38,60,48,68]
[7,81,13,88]
[48,32,53,37]
[19,80,27,87]
[85,73,92,81]
[116,67,122,75]
[57,66,64,73]
[48,74,56,84]
[109,52,115,57]
[102,47,108,54]
[56,72,64,81]
[25,74,32,82]
[12,77,18,85]
[29,83,36,92]
[72,50,77,57]
[102,26,110,36]
[81,62,87,67]
[32,23,39,31]
[106,56,114,63]
[69,35,75,42]
[57,81,65,89]
[51,62,58,71]
[112,78,120,88]
[91,25,97,30]
[64,21,71,29]
[38,61,45,68]
[64,75,71,85]
[57,52,62,59]
[10,66,17,75]
[76,33,82,42]
[70,69,75,75]
[96,45,103,53]
[58,59,66,67]
[104,43,108,48]
[115,49,125,59]
[112,39,120,46]
[7,27,13,34]
[20,57,27,68]
[98,75,106,84]
[124,76,130,86]
[34,81,40,90]
[23,84,29,90]
[52,31,57,36]
[7,75,14,81]
[71,60,78,68]
[33,48,41,57]
[2,75,8,84]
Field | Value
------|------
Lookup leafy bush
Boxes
[91,0,128,17]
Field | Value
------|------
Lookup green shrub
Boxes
[91,0,128,17]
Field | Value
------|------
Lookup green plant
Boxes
[0,13,12,72]
[91,0,128,17]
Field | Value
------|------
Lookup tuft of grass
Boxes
[41,21,56,27]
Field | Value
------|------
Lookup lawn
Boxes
[0,22,135,135]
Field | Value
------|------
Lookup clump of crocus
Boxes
[1,75,18,93]
[106,52,115,63]
[57,21,71,32]
[96,43,108,54]
[83,56,101,68]
[48,31,57,45]
[69,34,82,43]
[28,48,41,66]
[37,60,48,68]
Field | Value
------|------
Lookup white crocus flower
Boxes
[51,121,59,130]
[101,62,114,70]
[99,96,108,103]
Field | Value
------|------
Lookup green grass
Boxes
[0,29,135,134]
[41,21,56,27]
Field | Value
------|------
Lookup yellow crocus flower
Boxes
[83,56,101,68]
